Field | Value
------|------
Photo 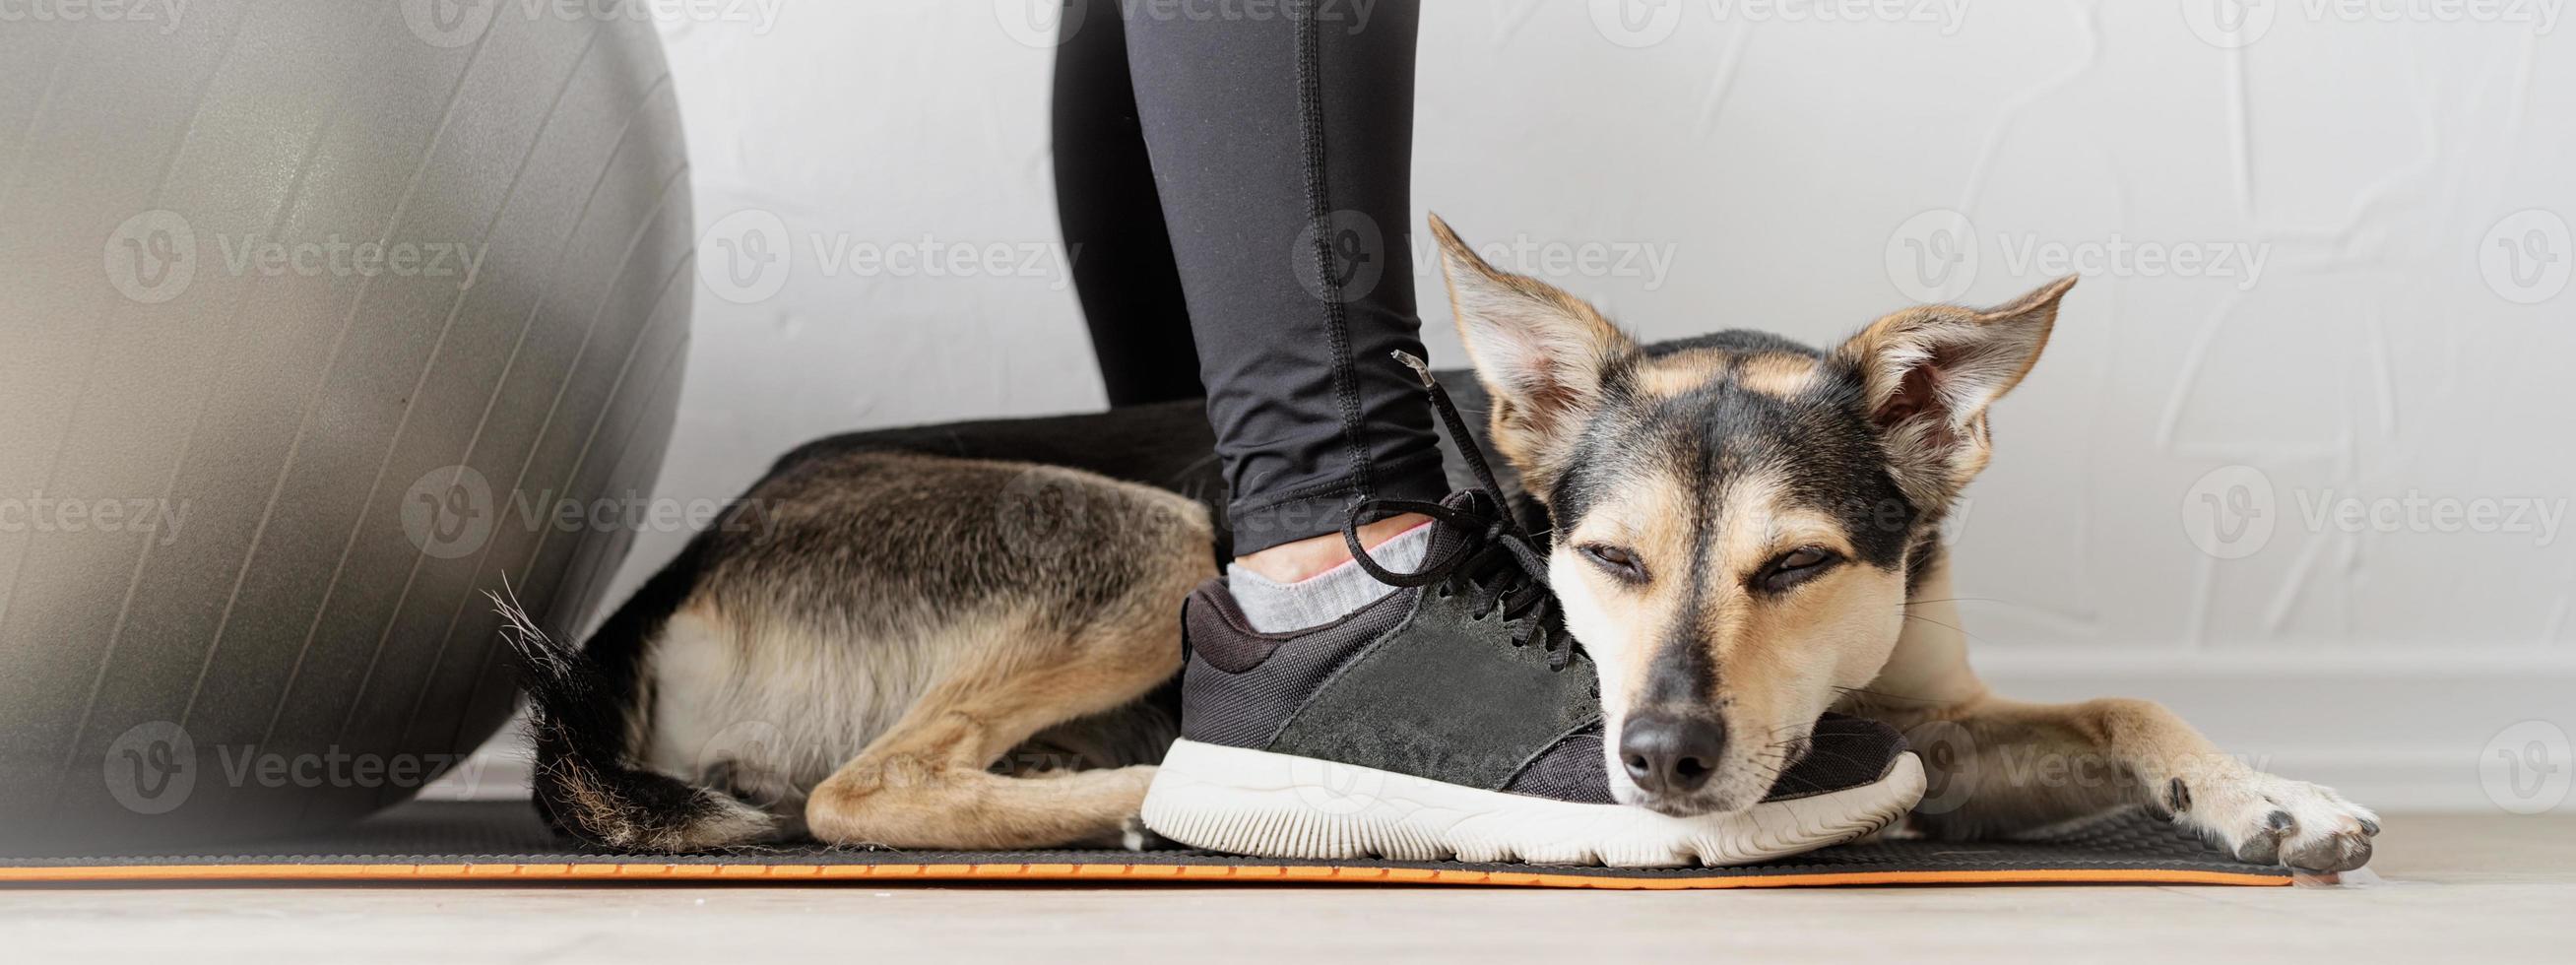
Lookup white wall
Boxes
[511,1,2576,811]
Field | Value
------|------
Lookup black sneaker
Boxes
[1140,359,1924,868]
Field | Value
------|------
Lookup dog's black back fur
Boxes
[763,370,1528,559]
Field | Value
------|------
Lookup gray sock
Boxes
[1226,523,1433,633]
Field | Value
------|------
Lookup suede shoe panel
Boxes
[1176,580,1416,749]
[1264,586,1597,792]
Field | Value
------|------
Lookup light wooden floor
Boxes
[2,814,2565,964]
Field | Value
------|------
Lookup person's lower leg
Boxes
[1118,1,1445,628]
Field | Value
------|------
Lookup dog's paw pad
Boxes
[2185,773,2380,872]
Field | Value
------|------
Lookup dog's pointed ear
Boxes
[1430,214,1636,492]
[1832,276,2074,506]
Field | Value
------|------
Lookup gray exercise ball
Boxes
[0,1,690,853]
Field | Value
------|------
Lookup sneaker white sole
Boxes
[1141,739,1926,868]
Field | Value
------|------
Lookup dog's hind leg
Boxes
[802,597,1193,851]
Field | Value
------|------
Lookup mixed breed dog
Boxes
[501,217,2379,871]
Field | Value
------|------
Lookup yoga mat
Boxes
[0,800,2287,889]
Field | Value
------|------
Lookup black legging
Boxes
[1052,0,1447,555]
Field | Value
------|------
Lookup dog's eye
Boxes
[1579,544,1648,583]
[1757,547,1839,593]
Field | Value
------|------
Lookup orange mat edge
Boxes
[0,862,2292,889]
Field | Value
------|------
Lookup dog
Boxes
[500,215,2379,871]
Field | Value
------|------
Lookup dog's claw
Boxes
[2285,827,2375,873]
[2233,821,2285,865]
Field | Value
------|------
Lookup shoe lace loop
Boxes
[1339,353,1573,672]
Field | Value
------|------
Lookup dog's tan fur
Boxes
[616,458,1212,852]
[798,604,1181,850]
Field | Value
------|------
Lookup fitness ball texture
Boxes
[0,2,691,852]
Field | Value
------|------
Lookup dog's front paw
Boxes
[2173,772,2379,871]
[1117,811,1179,851]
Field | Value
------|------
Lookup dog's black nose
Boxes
[1620,712,1726,795]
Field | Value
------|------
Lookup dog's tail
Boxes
[492,540,774,853]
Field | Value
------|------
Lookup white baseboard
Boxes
[425,658,2576,814]
[1973,654,2576,813]
[419,734,532,803]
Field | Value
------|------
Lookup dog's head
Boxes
[1429,216,2071,816]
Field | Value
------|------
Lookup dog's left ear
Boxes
[1832,277,2075,507]
[1429,214,1637,495]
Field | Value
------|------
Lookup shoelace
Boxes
[1340,352,1575,672]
